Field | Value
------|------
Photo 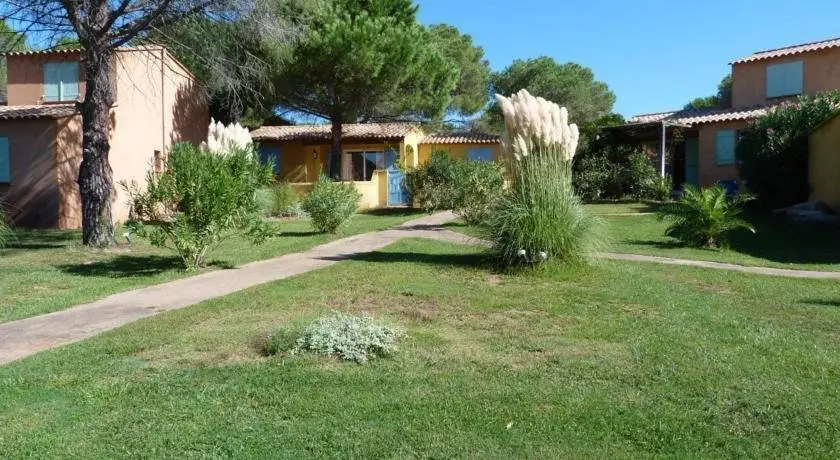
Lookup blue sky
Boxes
[417,0,840,118]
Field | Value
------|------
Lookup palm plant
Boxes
[658,184,755,248]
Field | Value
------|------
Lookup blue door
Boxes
[684,138,699,187]
[387,165,410,206]
[468,147,493,162]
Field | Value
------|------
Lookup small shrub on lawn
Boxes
[123,123,273,270]
[261,182,304,218]
[658,184,755,248]
[486,89,603,267]
[0,206,12,249]
[652,174,673,202]
[408,151,503,225]
[293,312,404,363]
[302,175,361,233]
[258,329,299,356]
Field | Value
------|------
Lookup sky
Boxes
[416,0,840,118]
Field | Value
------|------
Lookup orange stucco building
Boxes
[618,36,840,190]
[0,46,208,228]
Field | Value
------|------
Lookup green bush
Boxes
[484,152,603,267]
[658,184,755,248]
[408,151,503,225]
[571,154,614,201]
[738,91,840,208]
[0,206,12,249]
[624,152,659,201]
[302,175,361,233]
[123,142,273,270]
[573,150,659,201]
[652,174,673,202]
[259,329,299,356]
[293,312,404,363]
[260,182,303,218]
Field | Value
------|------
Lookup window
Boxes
[259,147,282,174]
[44,61,80,102]
[715,130,737,165]
[0,137,9,183]
[351,151,385,181]
[468,147,493,162]
[766,61,803,99]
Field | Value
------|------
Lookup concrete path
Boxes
[2,211,838,365]
[601,252,840,279]
[0,212,465,365]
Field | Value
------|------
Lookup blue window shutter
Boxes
[259,147,281,174]
[767,61,803,98]
[43,63,61,102]
[715,130,736,165]
[61,62,80,100]
[468,147,493,162]
[0,137,10,182]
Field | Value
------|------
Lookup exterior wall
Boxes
[697,120,746,186]
[732,47,840,107]
[5,51,87,105]
[0,118,60,228]
[55,115,83,229]
[400,128,423,168]
[417,143,501,164]
[808,115,840,207]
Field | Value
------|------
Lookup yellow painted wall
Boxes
[809,115,840,207]
[289,169,386,209]
[417,143,501,165]
[401,128,423,168]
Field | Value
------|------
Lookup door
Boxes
[387,165,410,206]
[684,137,699,187]
[468,147,493,162]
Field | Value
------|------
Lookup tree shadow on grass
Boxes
[622,238,688,250]
[4,229,79,251]
[275,230,321,237]
[359,208,422,217]
[319,250,490,269]
[726,214,840,266]
[56,255,184,278]
[801,299,840,307]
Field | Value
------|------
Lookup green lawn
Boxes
[1,238,839,457]
[450,203,840,272]
[0,210,421,324]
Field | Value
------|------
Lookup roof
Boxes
[251,122,420,142]
[0,104,78,120]
[732,36,840,64]
[628,105,772,126]
[420,132,500,144]
[3,48,82,57]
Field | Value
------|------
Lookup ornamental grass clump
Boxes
[484,89,603,267]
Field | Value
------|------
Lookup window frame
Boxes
[467,147,494,162]
[348,150,386,182]
[43,61,80,102]
[715,129,737,166]
[766,60,803,99]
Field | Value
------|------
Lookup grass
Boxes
[0,209,422,323]
[1,238,839,457]
[450,202,840,272]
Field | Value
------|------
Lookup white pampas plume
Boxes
[494,90,578,162]
[201,118,253,155]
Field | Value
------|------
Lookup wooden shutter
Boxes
[766,61,803,98]
[715,130,736,165]
[43,63,61,102]
[60,62,80,100]
[0,137,10,182]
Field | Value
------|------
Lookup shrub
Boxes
[658,184,755,248]
[302,175,361,233]
[258,329,299,356]
[260,182,304,218]
[652,174,673,202]
[408,151,503,225]
[123,140,273,270]
[738,91,840,208]
[0,206,11,249]
[623,152,659,201]
[572,154,614,201]
[293,312,404,363]
[485,89,603,267]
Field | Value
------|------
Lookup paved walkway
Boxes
[2,211,838,365]
[0,212,466,365]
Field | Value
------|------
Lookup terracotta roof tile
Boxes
[732,37,840,64]
[251,122,419,141]
[0,104,78,120]
[420,132,500,144]
[3,49,82,57]
[629,105,771,126]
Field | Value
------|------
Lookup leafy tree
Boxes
[271,0,457,179]
[480,57,615,133]
[3,0,284,246]
[53,35,80,50]
[0,19,27,102]
[427,24,490,117]
[684,74,732,109]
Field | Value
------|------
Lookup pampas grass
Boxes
[484,90,603,267]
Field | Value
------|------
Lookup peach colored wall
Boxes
[6,52,86,105]
[732,47,840,107]
[697,120,746,186]
[55,115,83,229]
[0,118,60,228]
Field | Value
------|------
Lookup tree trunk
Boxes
[77,48,117,246]
[330,119,349,181]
